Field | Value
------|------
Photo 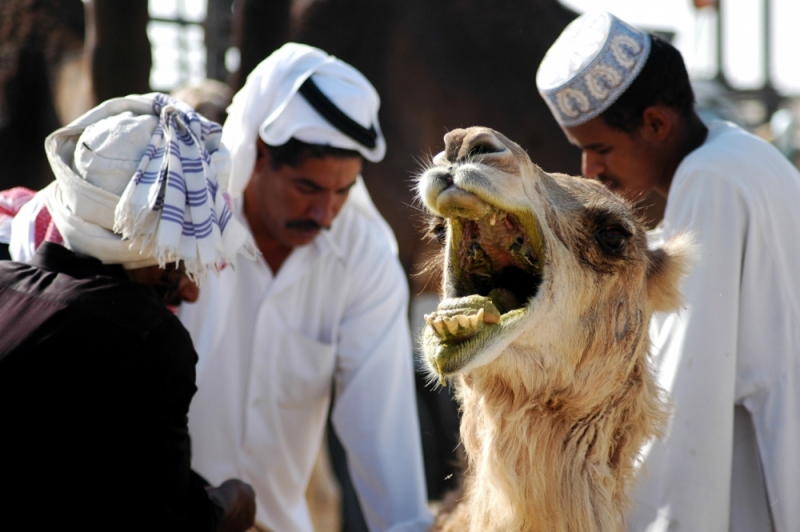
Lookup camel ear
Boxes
[646,233,695,313]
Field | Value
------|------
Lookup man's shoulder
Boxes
[0,258,176,337]
[690,121,785,164]
[675,120,797,192]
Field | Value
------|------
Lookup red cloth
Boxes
[0,187,63,248]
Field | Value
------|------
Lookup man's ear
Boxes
[256,138,269,161]
[254,139,270,167]
[641,106,673,141]
[646,233,695,313]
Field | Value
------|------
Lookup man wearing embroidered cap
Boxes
[178,43,431,532]
[537,12,800,532]
[0,94,258,530]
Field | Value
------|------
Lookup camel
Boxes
[417,127,691,532]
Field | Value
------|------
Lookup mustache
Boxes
[285,219,331,231]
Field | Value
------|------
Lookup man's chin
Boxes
[286,227,321,246]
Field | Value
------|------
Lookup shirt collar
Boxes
[30,242,128,279]
[313,218,346,263]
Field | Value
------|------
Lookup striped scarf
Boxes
[42,93,255,280]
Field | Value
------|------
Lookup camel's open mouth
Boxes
[423,192,545,382]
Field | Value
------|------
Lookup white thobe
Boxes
[628,121,800,532]
[179,180,432,532]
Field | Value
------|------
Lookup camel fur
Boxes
[416,127,691,532]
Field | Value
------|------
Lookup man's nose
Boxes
[582,151,605,178]
[307,195,338,228]
[178,275,200,303]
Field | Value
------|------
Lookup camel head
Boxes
[417,126,690,397]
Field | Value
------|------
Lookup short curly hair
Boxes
[265,137,362,170]
[601,35,696,133]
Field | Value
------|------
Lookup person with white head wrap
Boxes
[3,93,256,278]
[537,12,800,532]
[179,43,431,532]
[45,93,255,277]
[0,93,257,531]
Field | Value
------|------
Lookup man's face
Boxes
[563,115,666,202]
[244,151,362,249]
[127,263,199,307]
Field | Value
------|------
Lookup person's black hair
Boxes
[266,137,362,170]
[601,34,696,133]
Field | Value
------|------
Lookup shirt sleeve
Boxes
[143,317,222,532]
[330,242,433,532]
[628,170,747,531]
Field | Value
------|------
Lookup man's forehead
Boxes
[291,175,358,191]
[563,117,620,148]
[284,156,361,188]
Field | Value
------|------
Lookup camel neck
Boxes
[455,366,653,532]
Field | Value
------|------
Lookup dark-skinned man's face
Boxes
[126,263,199,307]
[244,147,362,249]
[563,116,663,202]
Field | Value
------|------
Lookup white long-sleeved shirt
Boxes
[179,180,432,532]
[629,121,800,532]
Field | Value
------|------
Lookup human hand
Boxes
[207,479,256,532]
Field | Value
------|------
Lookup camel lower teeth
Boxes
[425,310,489,339]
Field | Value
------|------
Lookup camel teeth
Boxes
[477,308,485,323]
[424,314,434,325]
[469,314,479,327]
[489,211,497,226]
[456,315,469,328]
[444,317,459,334]
[432,318,446,336]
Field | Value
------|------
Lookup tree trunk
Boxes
[85,0,151,104]
[230,0,291,91]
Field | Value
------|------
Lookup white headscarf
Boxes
[222,42,386,197]
[42,93,256,280]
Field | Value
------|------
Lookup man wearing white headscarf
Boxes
[0,94,257,530]
[178,43,432,532]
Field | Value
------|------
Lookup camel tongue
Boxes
[485,288,520,314]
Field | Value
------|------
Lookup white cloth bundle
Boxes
[43,93,255,280]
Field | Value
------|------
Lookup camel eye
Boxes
[595,227,629,255]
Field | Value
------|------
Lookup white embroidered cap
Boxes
[536,12,651,127]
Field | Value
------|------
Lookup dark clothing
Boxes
[0,243,220,530]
